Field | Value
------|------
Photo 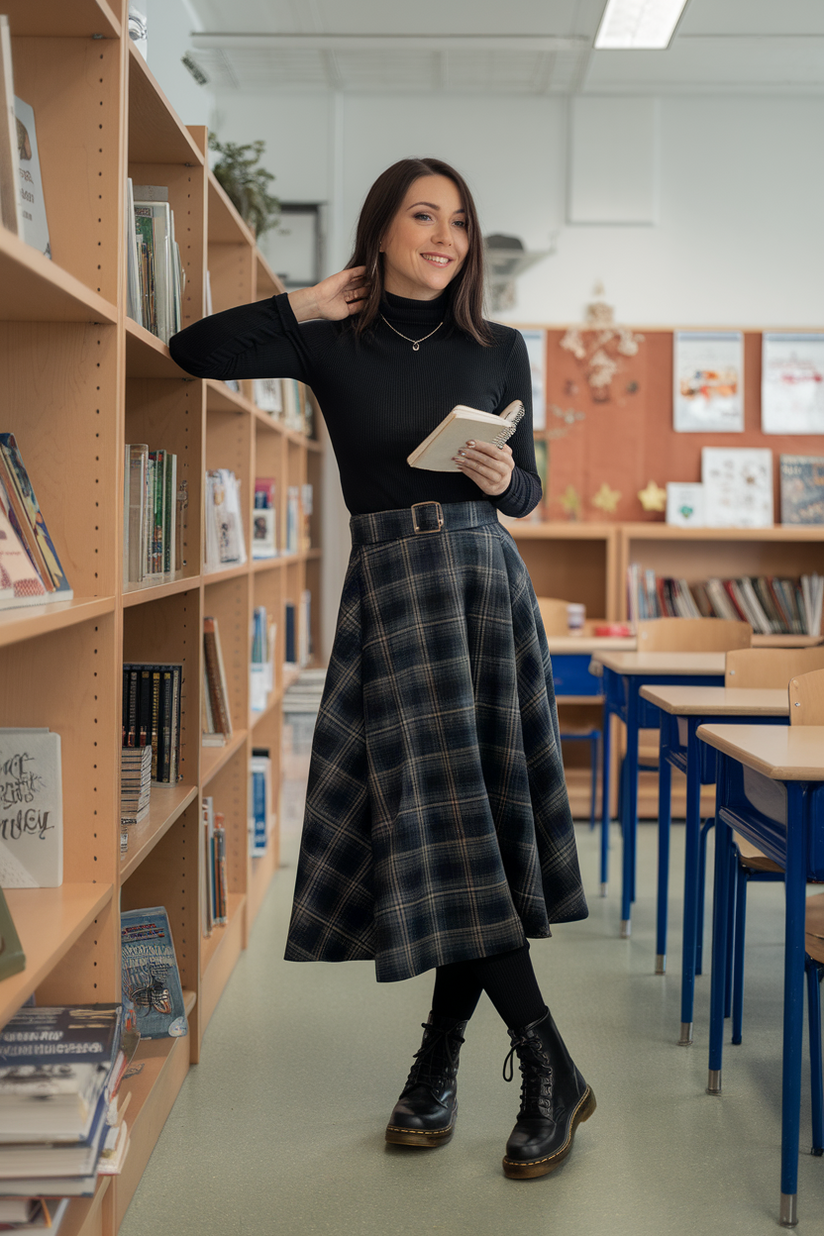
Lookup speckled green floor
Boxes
[117,774,824,1235]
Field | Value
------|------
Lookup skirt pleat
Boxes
[284,512,587,982]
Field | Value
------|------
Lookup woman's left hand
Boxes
[453,440,515,497]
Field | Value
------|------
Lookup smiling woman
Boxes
[168,154,593,1183]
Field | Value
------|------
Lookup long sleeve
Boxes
[168,294,320,383]
[490,331,542,520]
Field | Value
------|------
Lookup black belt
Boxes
[350,501,498,545]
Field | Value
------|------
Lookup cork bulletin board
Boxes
[530,328,824,524]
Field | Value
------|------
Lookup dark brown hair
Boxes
[347,157,494,347]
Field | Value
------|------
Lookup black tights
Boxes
[430,941,546,1029]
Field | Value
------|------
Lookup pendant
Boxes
[412,342,420,351]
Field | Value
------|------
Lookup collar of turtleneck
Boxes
[381,289,449,328]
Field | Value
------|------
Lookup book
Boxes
[0,17,20,236]
[203,618,232,740]
[121,907,187,1040]
[133,198,174,344]
[122,664,182,785]
[252,478,277,560]
[204,469,246,570]
[249,751,272,857]
[701,447,774,528]
[779,454,824,525]
[0,495,48,608]
[0,435,72,600]
[13,98,50,259]
[0,729,62,888]
[124,179,143,328]
[0,1005,122,1142]
[407,399,525,471]
[665,482,705,528]
[0,886,24,981]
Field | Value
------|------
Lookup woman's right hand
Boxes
[288,267,369,323]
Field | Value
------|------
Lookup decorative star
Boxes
[592,482,621,514]
[637,480,667,512]
[559,485,581,520]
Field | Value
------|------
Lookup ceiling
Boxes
[186,0,824,95]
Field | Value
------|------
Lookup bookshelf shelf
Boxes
[0,885,114,1022]
[4,0,121,38]
[0,5,322,1226]
[0,229,118,324]
[252,556,283,573]
[201,730,250,787]
[127,43,204,166]
[120,785,199,881]
[122,574,202,607]
[0,597,115,649]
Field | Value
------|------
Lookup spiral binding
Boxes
[492,401,525,448]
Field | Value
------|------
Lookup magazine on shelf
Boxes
[0,728,62,889]
[779,455,824,525]
[0,434,72,603]
[121,907,187,1040]
[13,97,50,259]
[701,447,773,528]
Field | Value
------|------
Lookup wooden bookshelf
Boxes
[0,3,322,1231]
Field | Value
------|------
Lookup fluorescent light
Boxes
[594,0,689,50]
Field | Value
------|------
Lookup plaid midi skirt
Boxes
[284,500,588,983]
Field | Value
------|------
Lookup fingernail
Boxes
[467,440,476,447]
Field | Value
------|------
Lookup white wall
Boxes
[139,0,215,129]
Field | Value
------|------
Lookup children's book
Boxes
[779,455,824,525]
[0,434,72,599]
[407,400,525,471]
[121,907,187,1040]
[0,728,62,888]
[13,97,50,259]
[0,18,20,236]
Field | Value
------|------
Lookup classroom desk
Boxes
[638,685,789,1046]
[697,723,824,1228]
[590,651,727,932]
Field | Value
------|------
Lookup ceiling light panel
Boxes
[594,0,689,50]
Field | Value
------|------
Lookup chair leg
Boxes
[732,864,749,1045]
[808,961,824,1156]
[696,816,714,975]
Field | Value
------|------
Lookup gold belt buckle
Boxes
[411,501,444,534]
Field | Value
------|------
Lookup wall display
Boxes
[674,331,743,433]
[517,328,546,429]
[666,482,705,527]
[761,332,824,435]
[637,480,666,512]
[779,455,824,525]
[702,447,773,528]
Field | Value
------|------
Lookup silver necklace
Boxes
[380,314,443,351]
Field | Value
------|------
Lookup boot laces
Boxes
[404,1022,465,1093]
[502,1033,553,1118]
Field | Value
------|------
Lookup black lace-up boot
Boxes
[501,1007,595,1178]
[385,1013,468,1148]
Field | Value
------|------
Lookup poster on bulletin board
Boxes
[517,328,546,430]
[673,330,744,433]
[761,332,824,435]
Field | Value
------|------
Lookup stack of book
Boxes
[627,565,824,636]
[120,745,152,846]
[0,433,72,612]
[204,469,246,571]
[0,1004,132,1202]
[122,663,183,784]
[123,445,184,584]
[125,181,185,345]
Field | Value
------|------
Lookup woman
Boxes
[169,156,594,1179]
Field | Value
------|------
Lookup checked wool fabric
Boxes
[284,504,588,983]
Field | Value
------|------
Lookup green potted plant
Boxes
[208,134,280,238]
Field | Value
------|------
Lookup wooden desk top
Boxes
[696,723,824,780]
[547,635,634,653]
[593,651,727,676]
[639,685,789,716]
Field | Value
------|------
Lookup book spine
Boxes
[203,618,232,736]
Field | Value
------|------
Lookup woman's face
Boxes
[380,174,469,300]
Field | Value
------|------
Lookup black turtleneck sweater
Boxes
[168,291,541,518]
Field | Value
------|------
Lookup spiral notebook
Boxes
[407,400,525,471]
